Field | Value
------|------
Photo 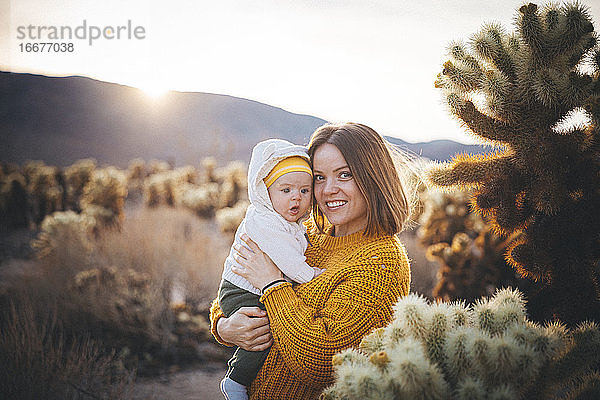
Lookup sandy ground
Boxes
[133,363,227,400]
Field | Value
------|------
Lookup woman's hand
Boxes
[231,234,284,290]
[217,306,273,351]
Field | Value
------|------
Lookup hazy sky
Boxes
[2,0,600,144]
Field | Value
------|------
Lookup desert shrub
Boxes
[430,1,600,325]
[0,298,133,400]
[215,200,249,234]
[323,288,600,399]
[68,265,174,346]
[26,205,230,373]
[80,167,127,228]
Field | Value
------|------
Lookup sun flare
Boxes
[135,80,170,100]
[140,84,169,99]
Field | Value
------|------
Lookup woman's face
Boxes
[312,143,368,237]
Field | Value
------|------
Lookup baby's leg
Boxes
[220,376,248,400]
[227,347,270,387]
[218,280,270,398]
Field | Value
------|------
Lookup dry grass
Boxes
[0,296,134,400]
[1,204,233,380]
[94,205,229,307]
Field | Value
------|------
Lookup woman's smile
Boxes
[325,200,347,209]
[312,143,368,236]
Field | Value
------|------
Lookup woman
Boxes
[210,122,412,399]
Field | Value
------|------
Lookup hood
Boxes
[247,139,311,213]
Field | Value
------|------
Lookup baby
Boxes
[218,139,322,400]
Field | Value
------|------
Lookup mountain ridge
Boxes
[1,71,489,167]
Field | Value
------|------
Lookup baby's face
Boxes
[267,171,312,222]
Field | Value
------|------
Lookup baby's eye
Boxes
[301,188,311,194]
[340,171,352,179]
[282,188,290,193]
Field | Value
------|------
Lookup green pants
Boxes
[218,279,270,387]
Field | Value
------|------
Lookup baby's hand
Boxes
[313,267,326,277]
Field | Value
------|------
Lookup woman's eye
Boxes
[314,175,324,182]
[301,188,310,194]
[340,171,352,179]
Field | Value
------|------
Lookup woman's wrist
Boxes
[261,279,288,294]
[215,315,228,342]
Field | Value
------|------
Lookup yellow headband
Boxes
[264,156,312,188]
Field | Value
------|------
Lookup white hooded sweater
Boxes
[221,139,316,295]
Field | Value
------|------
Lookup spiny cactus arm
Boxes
[562,371,600,400]
[530,321,600,399]
[259,271,405,384]
[446,96,519,144]
[428,153,513,188]
[506,237,553,282]
[473,24,517,81]
[518,3,545,57]
[440,60,481,92]
[559,3,596,58]
[448,41,482,72]
[565,31,597,71]
[489,195,531,235]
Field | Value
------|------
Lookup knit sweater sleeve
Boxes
[259,242,410,384]
[208,298,233,347]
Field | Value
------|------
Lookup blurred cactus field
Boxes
[2,1,600,398]
[0,157,250,398]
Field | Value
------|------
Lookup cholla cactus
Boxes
[216,161,247,208]
[147,159,171,176]
[80,167,127,228]
[70,266,171,344]
[419,188,523,303]
[201,157,218,183]
[27,164,65,224]
[215,200,249,234]
[31,210,96,261]
[418,189,485,246]
[430,2,600,325]
[143,167,199,208]
[127,158,146,181]
[126,158,146,198]
[177,182,220,218]
[0,172,29,228]
[323,288,600,399]
[64,158,96,212]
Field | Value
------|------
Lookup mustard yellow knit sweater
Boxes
[210,222,411,399]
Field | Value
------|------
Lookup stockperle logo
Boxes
[16,20,146,46]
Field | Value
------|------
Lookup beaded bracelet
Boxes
[261,279,288,294]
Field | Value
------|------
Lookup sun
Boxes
[141,83,169,99]
[135,80,170,100]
